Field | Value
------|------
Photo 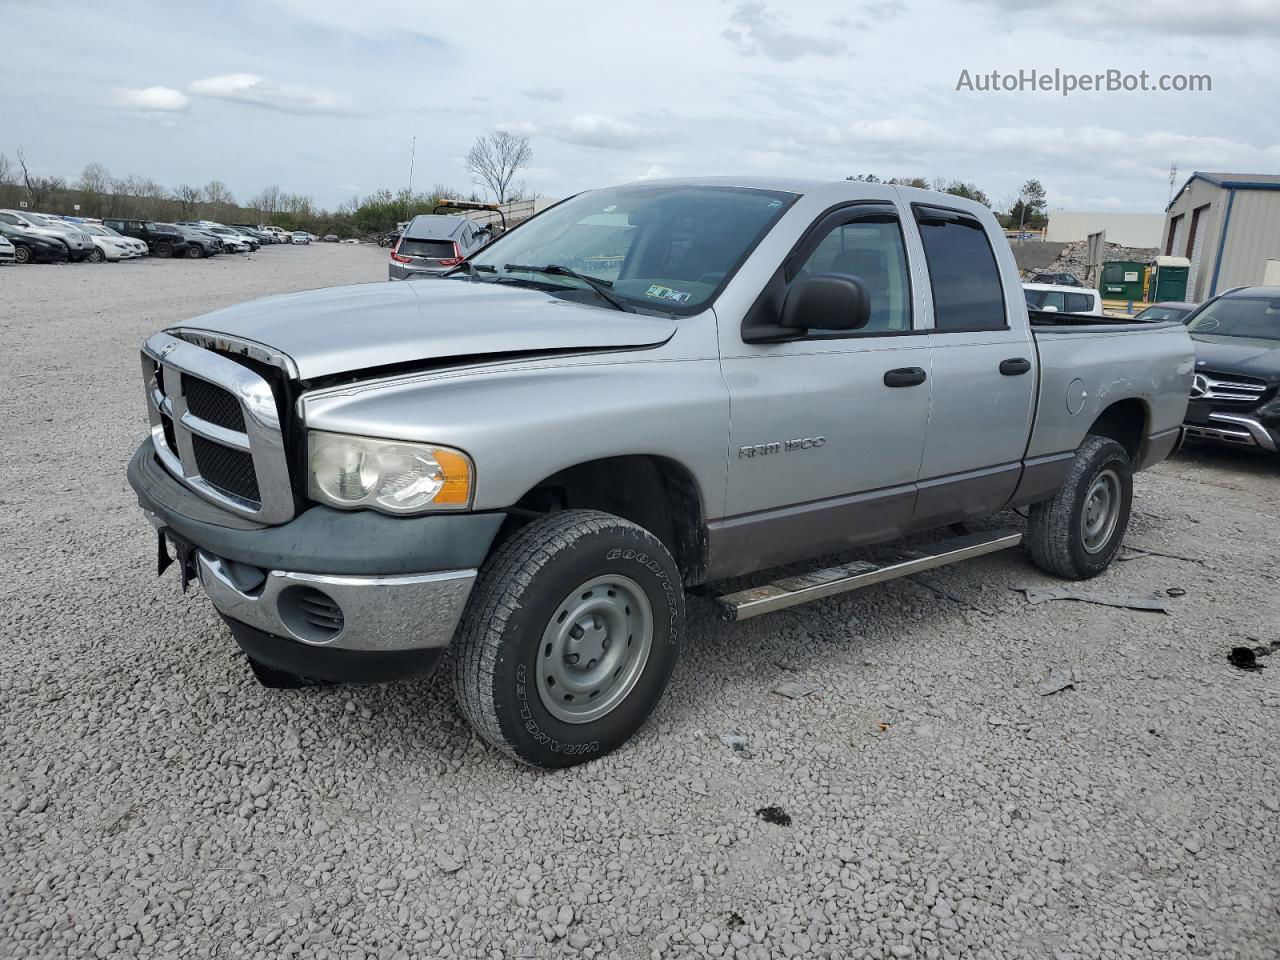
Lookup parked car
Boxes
[1180,286,1280,454]
[104,219,193,258]
[323,234,339,243]
[74,223,141,262]
[223,227,264,250]
[377,230,400,247]
[84,223,148,258]
[0,210,94,261]
[168,224,221,258]
[262,226,294,243]
[1133,301,1196,323]
[340,238,361,245]
[291,231,312,245]
[126,178,1193,768]
[1023,283,1103,316]
[0,222,70,264]
[0,232,14,265]
[231,224,275,244]
[182,223,252,253]
[1032,271,1084,287]
[388,215,490,280]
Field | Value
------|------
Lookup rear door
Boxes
[719,202,932,570]
[911,205,1036,527]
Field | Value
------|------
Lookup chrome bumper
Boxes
[196,551,476,652]
[1184,412,1277,452]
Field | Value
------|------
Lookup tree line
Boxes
[0,132,536,238]
[847,173,1049,229]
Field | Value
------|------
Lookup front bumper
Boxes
[1184,412,1278,452]
[128,439,505,680]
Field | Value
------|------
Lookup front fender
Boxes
[299,355,730,517]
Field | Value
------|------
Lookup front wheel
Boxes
[1026,435,1133,580]
[452,510,684,768]
[14,245,31,264]
[154,242,173,258]
[87,248,105,263]
[185,245,204,259]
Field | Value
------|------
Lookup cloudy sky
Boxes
[2,0,1277,213]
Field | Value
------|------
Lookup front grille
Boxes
[192,434,261,505]
[142,333,293,523]
[1194,371,1268,405]
[183,374,246,431]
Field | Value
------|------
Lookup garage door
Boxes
[1186,206,1208,298]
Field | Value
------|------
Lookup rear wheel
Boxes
[1026,435,1133,580]
[453,509,684,768]
[155,242,173,258]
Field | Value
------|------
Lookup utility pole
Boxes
[1167,162,1178,205]
[408,136,416,196]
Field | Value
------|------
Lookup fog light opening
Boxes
[277,585,345,643]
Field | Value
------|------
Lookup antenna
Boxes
[1167,162,1178,204]
[408,136,416,195]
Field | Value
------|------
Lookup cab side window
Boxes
[915,209,1007,331]
[1064,292,1094,314]
[795,218,912,333]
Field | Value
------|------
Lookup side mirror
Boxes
[780,273,871,333]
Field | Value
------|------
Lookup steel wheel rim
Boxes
[1081,467,1121,554]
[536,574,653,724]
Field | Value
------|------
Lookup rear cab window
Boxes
[1064,292,1095,314]
[914,206,1007,332]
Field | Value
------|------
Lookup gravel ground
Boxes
[2,246,1279,960]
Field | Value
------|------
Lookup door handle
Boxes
[999,358,1031,376]
[883,367,927,388]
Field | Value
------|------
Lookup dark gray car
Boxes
[388,214,490,280]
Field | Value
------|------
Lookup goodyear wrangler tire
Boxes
[452,509,684,768]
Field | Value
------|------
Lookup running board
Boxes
[715,529,1023,622]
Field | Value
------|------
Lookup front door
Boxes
[715,203,932,576]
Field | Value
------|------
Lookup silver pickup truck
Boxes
[128,178,1193,767]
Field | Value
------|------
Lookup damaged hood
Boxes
[176,279,677,380]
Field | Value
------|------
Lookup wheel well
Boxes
[1087,398,1147,461]
[505,455,708,585]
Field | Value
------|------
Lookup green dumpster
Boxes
[1098,261,1146,301]
[1148,256,1190,302]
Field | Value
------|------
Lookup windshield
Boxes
[1187,297,1280,341]
[464,184,796,312]
[1135,305,1189,322]
[23,212,53,226]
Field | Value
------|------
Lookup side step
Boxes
[715,528,1022,622]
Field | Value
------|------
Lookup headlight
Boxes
[308,431,473,514]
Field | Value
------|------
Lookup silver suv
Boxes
[388,214,491,280]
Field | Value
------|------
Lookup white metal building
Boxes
[1163,172,1280,301]
[1045,211,1164,248]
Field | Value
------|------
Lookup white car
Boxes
[0,233,14,265]
[77,223,143,262]
[1023,282,1103,317]
[340,238,361,244]
[260,225,293,243]
[291,232,312,245]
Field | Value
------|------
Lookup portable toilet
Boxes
[1098,261,1146,301]
[1148,256,1190,302]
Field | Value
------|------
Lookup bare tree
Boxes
[203,180,235,211]
[16,148,65,209]
[0,152,15,186]
[174,184,203,218]
[77,163,113,216]
[249,184,282,218]
[464,131,532,204]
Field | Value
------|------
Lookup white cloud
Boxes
[114,86,190,112]
[540,113,655,150]
[524,87,563,102]
[189,73,352,115]
[965,0,1280,36]
[722,2,848,61]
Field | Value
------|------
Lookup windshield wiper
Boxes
[503,263,630,312]
[444,261,496,280]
